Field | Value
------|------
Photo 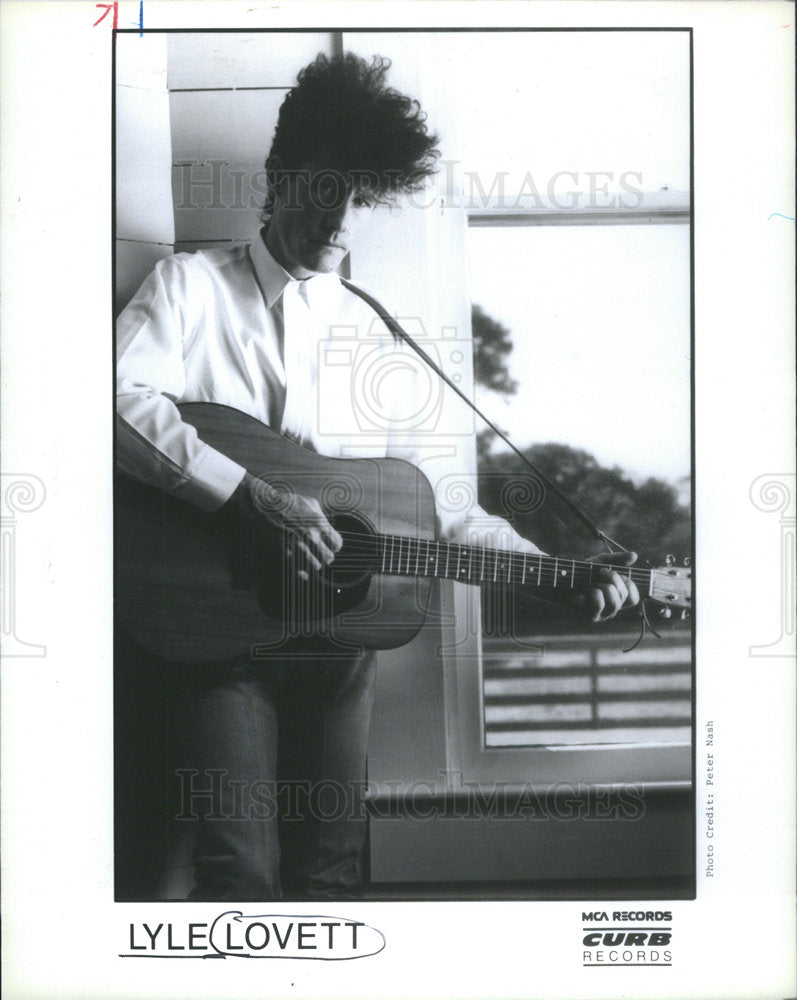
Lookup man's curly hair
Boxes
[260,52,440,220]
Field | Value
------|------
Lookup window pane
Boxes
[468,221,691,747]
[467,223,690,482]
[438,31,690,204]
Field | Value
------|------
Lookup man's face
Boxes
[265,163,377,279]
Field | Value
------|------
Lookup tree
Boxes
[467,304,691,635]
[471,304,518,397]
[478,440,691,565]
[471,304,517,462]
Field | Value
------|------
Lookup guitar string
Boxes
[323,564,657,587]
[326,538,653,577]
[290,531,680,589]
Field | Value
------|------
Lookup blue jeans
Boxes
[115,631,376,901]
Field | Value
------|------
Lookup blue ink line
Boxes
[768,212,795,222]
[129,1,144,35]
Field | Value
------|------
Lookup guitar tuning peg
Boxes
[680,610,690,621]
[658,608,672,619]
[665,554,675,567]
[683,556,692,567]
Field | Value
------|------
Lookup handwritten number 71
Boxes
[93,2,144,33]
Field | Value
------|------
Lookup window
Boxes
[433,29,693,786]
[468,220,692,750]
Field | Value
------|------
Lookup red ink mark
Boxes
[93,2,119,29]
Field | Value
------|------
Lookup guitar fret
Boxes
[373,537,629,591]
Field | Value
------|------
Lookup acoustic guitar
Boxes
[115,403,692,663]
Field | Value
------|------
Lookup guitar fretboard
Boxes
[374,533,653,594]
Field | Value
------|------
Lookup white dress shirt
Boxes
[116,232,539,549]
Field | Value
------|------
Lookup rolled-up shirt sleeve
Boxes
[116,256,246,511]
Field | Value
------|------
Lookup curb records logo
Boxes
[581,910,673,967]
[122,912,385,960]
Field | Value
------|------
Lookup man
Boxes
[115,52,638,902]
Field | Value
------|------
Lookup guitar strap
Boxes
[340,276,623,551]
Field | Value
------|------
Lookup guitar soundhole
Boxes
[324,511,377,590]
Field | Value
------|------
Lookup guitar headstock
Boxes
[649,555,692,613]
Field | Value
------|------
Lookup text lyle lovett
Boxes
[124,912,385,960]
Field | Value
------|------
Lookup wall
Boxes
[115,33,174,310]
[166,31,334,251]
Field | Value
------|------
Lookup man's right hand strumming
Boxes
[226,472,342,581]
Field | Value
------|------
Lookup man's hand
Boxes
[481,522,639,624]
[584,550,640,622]
[227,472,342,581]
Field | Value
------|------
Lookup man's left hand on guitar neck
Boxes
[458,520,641,623]
[490,531,640,623]
[584,549,640,622]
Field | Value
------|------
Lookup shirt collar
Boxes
[249,229,340,309]
[249,229,293,308]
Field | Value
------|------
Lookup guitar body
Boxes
[115,403,437,663]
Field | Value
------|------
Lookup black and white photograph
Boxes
[1,2,794,999]
[113,27,694,906]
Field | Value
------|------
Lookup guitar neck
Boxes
[375,533,653,595]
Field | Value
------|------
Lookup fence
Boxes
[482,629,693,747]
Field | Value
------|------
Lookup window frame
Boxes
[439,201,692,792]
